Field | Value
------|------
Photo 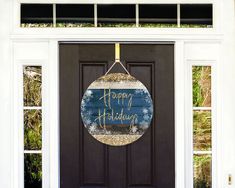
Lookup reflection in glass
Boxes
[139,4,177,27]
[192,66,211,107]
[21,4,53,27]
[24,66,42,106]
[24,154,42,188]
[193,111,211,151]
[181,4,213,28]
[24,110,42,150]
[97,4,136,27]
[56,4,94,27]
[194,154,212,188]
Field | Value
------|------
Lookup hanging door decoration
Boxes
[81,44,153,146]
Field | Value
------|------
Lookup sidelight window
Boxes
[192,66,212,188]
[23,66,42,188]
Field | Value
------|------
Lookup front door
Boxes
[59,43,175,188]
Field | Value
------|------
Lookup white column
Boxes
[0,0,13,188]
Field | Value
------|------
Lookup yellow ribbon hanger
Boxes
[105,43,130,75]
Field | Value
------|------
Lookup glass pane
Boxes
[193,110,211,151]
[192,66,211,107]
[194,154,212,188]
[24,66,42,106]
[181,4,213,28]
[56,4,94,27]
[24,154,42,188]
[21,4,53,27]
[24,110,42,150]
[97,4,136,27]
[139,4,177,27]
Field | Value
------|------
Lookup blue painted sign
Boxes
[81,73,153,146]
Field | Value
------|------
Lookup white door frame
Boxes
[12,38,221,188]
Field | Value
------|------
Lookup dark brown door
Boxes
[59,43,175,188]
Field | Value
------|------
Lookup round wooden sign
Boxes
[81,73,153,146]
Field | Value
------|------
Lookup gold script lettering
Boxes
[99,89,133,110]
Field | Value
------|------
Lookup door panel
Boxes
[60,43,174,188]
[127,63,154,186]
